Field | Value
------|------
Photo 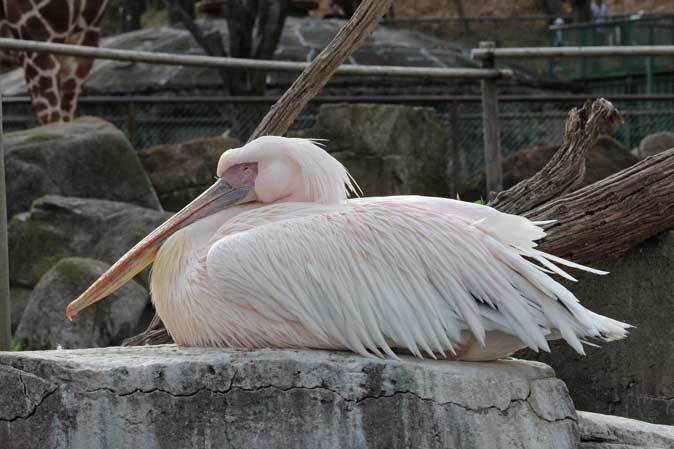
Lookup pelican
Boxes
[66,136,629,361]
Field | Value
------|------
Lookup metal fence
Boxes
[4,93,673,179]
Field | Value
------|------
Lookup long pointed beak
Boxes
[66,178,248,320]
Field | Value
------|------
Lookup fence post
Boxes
[127,101,137,147]
[479,41,503,197]
[450,101,461,198]
[0,93,11,351]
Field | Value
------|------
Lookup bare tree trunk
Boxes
[452,0,470,34]
[161,0,230,90]
[250,0,288,93]
[163,0,288,138]
[168,0,196,24]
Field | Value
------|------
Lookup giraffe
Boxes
[0,0,108,124]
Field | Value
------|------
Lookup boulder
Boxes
[8,196,171,288]
[14,258,148,350]
[460,135,638,201]
[2,117,161,218]
[638,131,674,158]
[0,347,579,449]
[291,103,449,197]
[519,230,674,425]
[579,411,674,448]
[139,136,242,211]
[9,287,31,334]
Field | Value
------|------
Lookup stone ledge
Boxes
[0,346,578,449]
[579,411,674,449]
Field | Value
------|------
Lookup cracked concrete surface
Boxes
[0,346,579,449]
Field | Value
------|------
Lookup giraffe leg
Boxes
[23,51,63,125]
[58,29,99,122]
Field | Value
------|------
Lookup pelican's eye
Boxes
[243,166,252,176]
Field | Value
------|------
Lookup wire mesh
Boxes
[3,95,674,180]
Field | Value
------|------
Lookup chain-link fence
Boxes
[3,94,674,179]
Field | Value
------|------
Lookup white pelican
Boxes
[67,136,629,361]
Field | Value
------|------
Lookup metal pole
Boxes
[0,38,512,80]
[450,101,461,198]
[471,45,674,59]
[646,56,654,95]
[479,41,503,198]
[127,101,137,146]
[0,92,11,351]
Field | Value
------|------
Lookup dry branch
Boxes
[124,0,394,347]
[488,99,623,215]
[530,149,674,265]
[488,98,674,266]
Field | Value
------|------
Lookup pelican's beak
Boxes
[66,178,248,320]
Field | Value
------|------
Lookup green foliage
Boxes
[11,339,24,352]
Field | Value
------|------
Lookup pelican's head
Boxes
[66,136,358,319]
[217,136,358,204]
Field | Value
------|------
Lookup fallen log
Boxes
[488,99,623,215]
[489,98,674,265]
[528,148,674,265]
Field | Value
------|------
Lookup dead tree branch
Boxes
[530,148,674,265]
[488,99,623,215]
[488,97,674,266]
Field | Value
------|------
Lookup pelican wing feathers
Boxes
[205,198,629,360]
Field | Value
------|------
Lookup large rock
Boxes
[292,103,449,197]
[519,231,674,425]
[139,136,242,211]
[0,347,578,449]
[638,131,674,158]
[579,411,674,448]
[8,196,171,288]
[14,258,148,350]
[9,287,31,334]
[460,135,638,201]
[2,117,161,218]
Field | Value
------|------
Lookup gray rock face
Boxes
[8,195,171,287]
[14,258,148,350]
[579,411,674,448]
[638,131,674,158]
[2,117,160,218]
[291,103,449,197]
[139,136,242,211]
[9,287,30,334]
[0,347,579,449]
[519,231,674,425]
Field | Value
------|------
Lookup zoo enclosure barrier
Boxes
[4,93,672,182]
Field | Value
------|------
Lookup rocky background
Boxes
[3,103,674,430]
